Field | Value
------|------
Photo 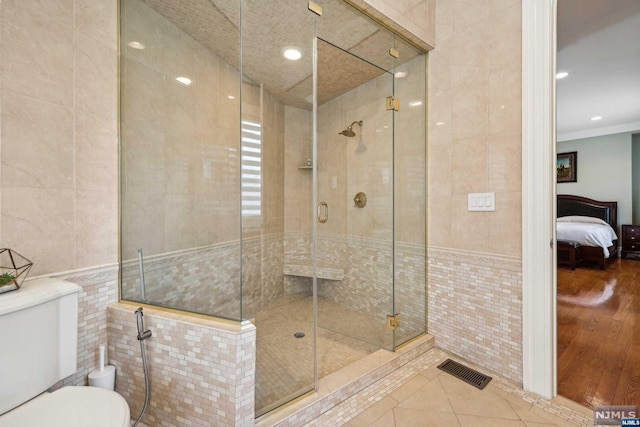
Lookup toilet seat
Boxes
[0,386,130,427]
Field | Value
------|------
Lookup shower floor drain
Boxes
[293,332,305,339]
[437,359,492,390]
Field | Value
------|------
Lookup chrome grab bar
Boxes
[317,202,328,223]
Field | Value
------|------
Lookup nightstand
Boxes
[621,225,640,259]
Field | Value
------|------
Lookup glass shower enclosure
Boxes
[119,0,426,417]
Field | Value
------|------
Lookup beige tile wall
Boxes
[428,0,522,255]
[0,0,118,276]
[314,55,426,244]
[121,0,286,258]
[108,304,257,427]
[284,106,313,234]
[428,247,523,383]
[282,55,427,270]
[0,0,428,300]
[120,0,290,319]
[120,242,242,318]
[348,0,436,49]
[283,55,426,243]
[393,56,428,245]
[262,90,286,236]
[48,266,119,390]
[120,0,242,260]
[427,0,524,382]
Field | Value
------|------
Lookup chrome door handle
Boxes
[317,202,328,223]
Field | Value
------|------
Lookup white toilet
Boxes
[0,278,130,427]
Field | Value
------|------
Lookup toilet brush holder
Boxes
[88,344,115,390]
[89,365,116,390]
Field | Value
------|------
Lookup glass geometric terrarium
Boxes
[0,248,33,294]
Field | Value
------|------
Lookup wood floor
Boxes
[557,257,640,408]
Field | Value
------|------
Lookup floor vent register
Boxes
[437,359,492,390]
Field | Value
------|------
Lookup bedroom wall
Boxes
[633,133,640,224]
[557,132,634,233]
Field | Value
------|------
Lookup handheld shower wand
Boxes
[132,307,152,427]
[135,307,152,340]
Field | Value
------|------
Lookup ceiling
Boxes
[556,0,640,141]
[141,0,422,110]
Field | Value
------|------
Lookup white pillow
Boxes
[557,215,609,226]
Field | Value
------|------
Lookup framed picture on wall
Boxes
[557,151,577,183]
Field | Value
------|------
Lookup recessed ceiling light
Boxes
[175,77,192,86]
[556,71,569,79]
[282,47,302,61]
[435,122,445,126]
[395,71,407,78]
[228,95,236,100]
[128,41,145,50]
[590,116,602,121]
[408,100,422,107]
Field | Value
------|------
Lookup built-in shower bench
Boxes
[283,263,344,281]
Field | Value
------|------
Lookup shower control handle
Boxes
[353,192,367,208]
[317,202,328,223]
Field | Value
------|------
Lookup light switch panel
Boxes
[468,192,495,211]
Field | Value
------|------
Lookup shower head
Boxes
[339,120,363,137]
[339,128,356,137]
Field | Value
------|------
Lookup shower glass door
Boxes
[315,38,396,352]
[314,0,427,352]
[391,50,427,349]
[243,1,316,418]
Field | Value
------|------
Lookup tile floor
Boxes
[135,346,595,426]
[304,349,594,427]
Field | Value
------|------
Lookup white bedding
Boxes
[556,216,618,257]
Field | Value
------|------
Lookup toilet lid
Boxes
[0,386,130,427]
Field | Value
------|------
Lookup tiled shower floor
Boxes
[255,292,385,414]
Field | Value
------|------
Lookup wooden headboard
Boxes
[557,194,618,231]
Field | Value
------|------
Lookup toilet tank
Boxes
[0,278,81,415]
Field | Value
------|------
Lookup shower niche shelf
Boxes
[297,165,312,170]
[283,263,344,281]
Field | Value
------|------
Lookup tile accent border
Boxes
[491,373,592,426]
[428,246,522,272]
[427,246,523,383]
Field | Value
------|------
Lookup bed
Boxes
[557,194,618,269]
